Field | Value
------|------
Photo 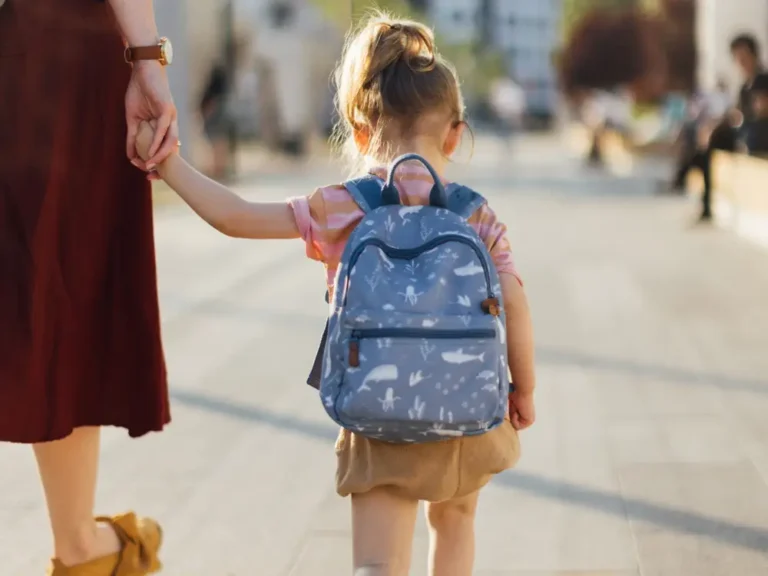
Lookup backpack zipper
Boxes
[344,235,495,304]
[348,327,496,368]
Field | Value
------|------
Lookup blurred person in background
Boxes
[581,90,609,166]
[581,89,632,167]
[743,72,768,156]
[665,81,733,196]
[200,37,251,182]
[0,0,176,573]
[490,74,526,151]
[201,59,233,180]
[731,34,765,133]
[668,34,763,222]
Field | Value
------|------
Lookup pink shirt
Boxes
[288,164,521,292]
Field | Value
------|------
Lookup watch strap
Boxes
[125,45,163,63]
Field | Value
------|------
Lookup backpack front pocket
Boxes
[335,327,505,441]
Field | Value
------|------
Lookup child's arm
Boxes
[137,122,299,239]
[500,273,536,429]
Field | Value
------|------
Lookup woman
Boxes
[0,0,177,573]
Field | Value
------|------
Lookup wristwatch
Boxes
[124,37,173,66]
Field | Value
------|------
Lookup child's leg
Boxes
[425,491,480,576]
[33,427,121,565]
[351,488,420,576]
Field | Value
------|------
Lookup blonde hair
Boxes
[334,12,466,172]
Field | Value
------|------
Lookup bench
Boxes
[696,151,768,246]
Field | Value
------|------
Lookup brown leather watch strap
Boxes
[125,45,163,63]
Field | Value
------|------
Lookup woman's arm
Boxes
[109,0,178,170]
[137,123,299,239]
[107,0,160,46]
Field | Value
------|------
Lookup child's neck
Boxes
[369,140,448,178]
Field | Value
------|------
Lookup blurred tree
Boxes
[659,0,696,93]
[562,0,641,40]
[558,8,668,102]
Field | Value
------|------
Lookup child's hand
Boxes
[136,120,156,163]
[508,391,535,430]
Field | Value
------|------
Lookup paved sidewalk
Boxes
[2,136,768,575]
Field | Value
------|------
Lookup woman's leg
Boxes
[33,427,121,566]
[351,488,420,576]
[425,491,480,576]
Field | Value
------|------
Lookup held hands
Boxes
[135,121,158,163]
[136,120,176,174]
[126,61,178,177]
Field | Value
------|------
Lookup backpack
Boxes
[310,153,509,443]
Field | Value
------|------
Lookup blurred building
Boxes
[423,0,563,122]
[155,0,247,166]
[696,0,768,91]
[246,0,343,154]
[426,0,482,44]
[490,0,562,119]
[154,0,342,166]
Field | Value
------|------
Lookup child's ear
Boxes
[353,125,371,154]
[443,121,465,157]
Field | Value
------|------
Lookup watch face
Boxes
[161,38,173,65]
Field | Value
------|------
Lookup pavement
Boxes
[2,134,768,575]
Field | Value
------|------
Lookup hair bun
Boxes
[362,19,436,87]
[385,21,436,70]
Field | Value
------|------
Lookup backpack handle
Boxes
[381,153,449,208]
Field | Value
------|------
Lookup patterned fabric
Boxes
[290,156,518,443]
[289,163,521,293]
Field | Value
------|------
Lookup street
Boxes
[3,135,768,575]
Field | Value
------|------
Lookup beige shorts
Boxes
[335,419,520,502]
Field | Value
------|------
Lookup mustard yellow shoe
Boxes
[47,512,163,576]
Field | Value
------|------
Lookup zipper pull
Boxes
[349,334,360,368]
[481,297,501,317]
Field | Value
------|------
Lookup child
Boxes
[137,13,535,575]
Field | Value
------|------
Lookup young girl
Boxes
[137,14,536,575]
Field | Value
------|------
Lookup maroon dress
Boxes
[0,0,170,443]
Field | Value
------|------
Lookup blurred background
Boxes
[6,1,768,574]
[154,0,767,181]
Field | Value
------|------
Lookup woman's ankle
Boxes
[54,521,121,566]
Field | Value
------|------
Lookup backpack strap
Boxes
[307,290,331,390]
[445,183,487,219]
[346,175,485,219]
[309,177,384,389]
[343,175,386,213]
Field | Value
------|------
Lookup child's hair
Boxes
[333,12,466,171]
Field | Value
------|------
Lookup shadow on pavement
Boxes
[537,345,768,395]
[171,388,768,554]
[170,389,337,441]
[495,470,768,554]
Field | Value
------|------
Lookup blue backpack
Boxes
[308,153,509,443]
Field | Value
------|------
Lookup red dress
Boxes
[0,0,170,443]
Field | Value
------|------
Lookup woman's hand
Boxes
[126,61,178,174]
